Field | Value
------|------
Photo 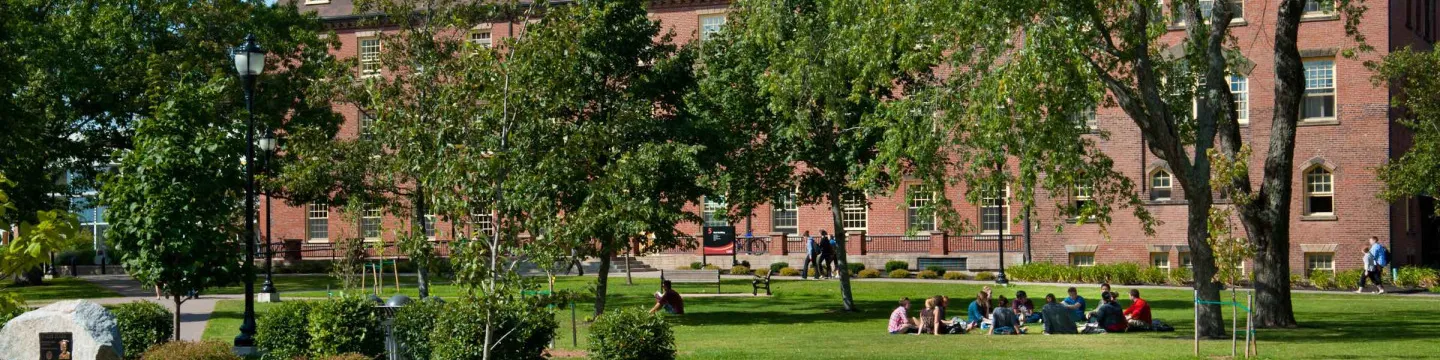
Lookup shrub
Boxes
[431,300,557,360]
[1334,270,1363,290]
[315,354,371,360]
[140,340,241,360]
[753,268,770,277]
[740,260,752,269]
[779,267,801,276]
[1396,266,1440,288]
[109,302,173,359]
[1101,263,1142,285]
[307,296,384,358]
[257,301,311,360]
[393,299,443,360]
[884,261,909,272]
[729,265,751,275]
[857,269,882,278]
[924,265,947,276]
[807,268,818,278]
[1290,274,1306,289]
[675,265,693,270]
[918,270,939,279]
[702,264,721,270]
[689,262,703,270]
[888,269,911,278]
[943,272,969,280]
[1309,270,1337,290]
[769,262,790,274]
[974,272,996,281]
[0,291,24,325]
[846,263,866,276]
[588,308,676,360]
[1139,267,1167,285]
[1168,268,1193,285]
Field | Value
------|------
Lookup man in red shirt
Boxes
[650,280,685,315]
[1123,289,1152,330]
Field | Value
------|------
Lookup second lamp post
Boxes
[232,34,265,354]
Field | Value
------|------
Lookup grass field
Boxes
[201,275,1440,359]
[2,277,122,301]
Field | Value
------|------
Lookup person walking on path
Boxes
[818,232,836,279]
[1366,236,1388,294]
[565,247,585,276]
[801,231,817,280]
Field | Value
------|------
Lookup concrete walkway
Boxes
[31,275,243,341]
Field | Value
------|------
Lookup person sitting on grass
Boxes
[1013,290,1041,323]
[649,280,685,315]
[990,296,1023,335]
[1041,293,1078,335]
[1062,287,1087,322]
[1090,291,1128,333]
[1088,282,1116,320]
[1123,289,1152,330]
[967,291,993,331]
[889,297,918,334]
[914,297,942,335]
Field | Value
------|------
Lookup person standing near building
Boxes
[801,230,817,280]
[565,246,585,276]
[1368,236,1388,294]
[818,231,835,279]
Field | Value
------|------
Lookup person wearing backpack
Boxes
[1367,236,1388,294]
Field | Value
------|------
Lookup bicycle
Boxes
[738,237,768,256]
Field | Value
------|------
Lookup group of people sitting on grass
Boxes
[889,283,1165,335]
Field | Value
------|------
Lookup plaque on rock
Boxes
[39,332,73,360]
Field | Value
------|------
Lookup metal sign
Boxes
[39,332,73,360]
[702,226,735,255]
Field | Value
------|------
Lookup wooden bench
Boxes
[661,269,722,294]
[752,271,772,296]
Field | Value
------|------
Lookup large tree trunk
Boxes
[593,250,613,317]
[826,189,857,312]
[172,296,183,341]
[1186,191,1228,338]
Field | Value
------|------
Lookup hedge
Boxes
[729,265,751,275]
[1395,266,1440,289]
[974,272,995,281]
[888,269,910,278]
[768,262,790,274]
[846,263,866,276]
[588,308,676,360]
[1007,262,1190,286]
[108,302,173,359]
[779,267,801,276]
[257,301,311,360]
[942,272,969,280]
[924,265,947,276]
[918,270,939,279]
[885,261,909,272]
[430,299,556,360]
[857,269,882,278]
[393,299,443,360]
[140,340,240,360]
[307,296,385,358]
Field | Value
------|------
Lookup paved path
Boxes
[34,275,244,341]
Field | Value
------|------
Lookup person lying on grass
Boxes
[990,296,1023,335]
[889,297,918,334]
[1041,293,1079,335]
[650,280,685,315]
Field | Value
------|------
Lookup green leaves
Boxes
[1373,48,1440,214]
[0,175,83,279]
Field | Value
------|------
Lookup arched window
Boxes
[1304,167,1334,215]
[1150,170,1173,201]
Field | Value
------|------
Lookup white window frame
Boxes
[1173,0,1245,25]
[307,203,329,241]
[1073,106,1098,132]
[361,207,382,241]
[1070,252,1096,267]
[470,30,492,48]
[1179,251,1194,269]
[842,194,867,231]
[1072,184,1094,218]
[1303,0,1334,16]
[424,212,438,239]
[1231,75,1249,124]
[1151,252,1171,269]
[1150,169,1174,201]
[980,186,1010,233]
[1304,166,1335,216]
[771,192,798,234]
[1305,252,1335,273]
[906,185,938,233]
[359,37,382,78]
[470,209,495,239]
[703,196,729,227]
[1302,59,1337,121]
[699,14,726,41]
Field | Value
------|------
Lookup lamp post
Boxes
[994,156,1009,285]
[258,129,279,302]
[232,34,265,353]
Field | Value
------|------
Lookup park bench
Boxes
[661,269,722,294]
[752,271,772,296]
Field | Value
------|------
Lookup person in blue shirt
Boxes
[1365,236,1388,294]
[1062,287,1087,322]
[966,291,993,331]
[801,231,816,280]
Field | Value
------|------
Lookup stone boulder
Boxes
[0,300,123,360]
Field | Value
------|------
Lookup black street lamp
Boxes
[258,129,279,302]
[232,34,265,353]
[994,158,1009,285]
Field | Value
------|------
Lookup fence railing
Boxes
[865,235,932,254]
[948,233,1020,253]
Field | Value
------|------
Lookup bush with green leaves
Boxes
[430,298,556,360]
[1309,270,1337,290]
[753,268,770,276]
[140,340,240,360]
[1395,266,1440,289]
[888,269,911,278]
[885,261,909,272]
[918,270,939,279]
[729,265,751,275]
[923,265,947,276]
[857,269,882,278]
[257,301,312,360]
[1290,274,1306,289]
[768,262,789,274]
[942,272,969,280]
[1139,267,1167,286]
[1334,270,1364,290]
[847,263,866,276]
[588,307,676,360]
[703,264,721,270]
[108,301,173,359]
[974,272,995,281]
[393,299,443,360]
[307,296,384,358]
[0,291,27,329]
[689,262,703,270]
[1168,267,1193,285]
[779,267,801,276]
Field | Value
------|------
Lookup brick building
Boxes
[270,0,1440,273]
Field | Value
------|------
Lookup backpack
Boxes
[1151,320,1175,332]
[1375,245,1389,267]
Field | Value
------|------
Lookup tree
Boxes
[0,176,83,286]
[1374,48,1440,214]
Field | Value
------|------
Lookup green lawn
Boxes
[204,276,1440,359]
[2,277,122,301]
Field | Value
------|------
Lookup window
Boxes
[907,185,937,233]
[1073,106,1098,132]
[1179,251,1193,269]
[1152,252,1171,269]
[1305,167,1335,215]
[1150,170,1173,201]
[1303,0,1333,15]
[1173,0,1245,24]
[307,203,329,240]
[1305,252,1334,272]
[1070,253,1096,267]
[1231,75,1249,124]
[842,194,867,231]
[1302,60,1336,120]
[699,14,726,41]
[703,196,728,227]
[424,212,437,239]
[980,186,1010,233]
[470,209,495,239]
[359,38,381,78]
[469,31,492,48]
[771,192,798,234]
[1072,184,1094,215]
[361,207,382,240]
[359,113,376,140]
